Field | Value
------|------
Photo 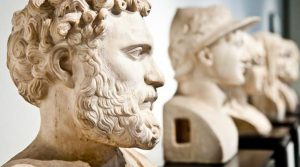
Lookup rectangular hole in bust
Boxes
[175,118,191,144]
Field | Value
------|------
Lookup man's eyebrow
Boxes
[122,44,152,53]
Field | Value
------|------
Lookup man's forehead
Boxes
[106,11,153,47]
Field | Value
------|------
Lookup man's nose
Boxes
[144,60,165,88]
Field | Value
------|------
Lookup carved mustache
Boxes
[136,87,158,107]
[143,90,157,103]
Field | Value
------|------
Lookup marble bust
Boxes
[4,0,164,167]
[164,5,259,164]
[223,33,272,136]
[251,32,299,121]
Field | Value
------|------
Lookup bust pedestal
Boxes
[239,127,293,167]
[164,150,274,167]
[164,96,238,164]
[271,116,300,167]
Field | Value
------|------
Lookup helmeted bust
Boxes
[4,0,164,166]
[164,5,258,164]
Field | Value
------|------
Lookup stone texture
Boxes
[4,0,164,166]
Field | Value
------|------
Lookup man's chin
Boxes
[97,125,160,149]
[141,125,160,149]
[125,124,160,149]
[108,136,159,149]
[136,137,160,150]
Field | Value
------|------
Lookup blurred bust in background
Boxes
[222,33,272,136]
[252,32,300,121]
[164,5,258,164]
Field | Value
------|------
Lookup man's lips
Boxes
[139,102,153,111]
[139,92,158,111]
[144,94,158,103]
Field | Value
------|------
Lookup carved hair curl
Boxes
[7,0,151,106]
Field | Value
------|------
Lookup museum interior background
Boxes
[1,0,300,166]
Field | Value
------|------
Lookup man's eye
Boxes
[126,47,145,60]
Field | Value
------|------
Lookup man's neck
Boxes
[12,85,123,167]
[177,70,226,110]
[227,86,248,104]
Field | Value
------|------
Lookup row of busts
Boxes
[164,5,300,164]
[3,1,299,166]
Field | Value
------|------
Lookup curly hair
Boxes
[7,0,151,106]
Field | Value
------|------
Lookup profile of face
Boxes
[244,40,267,95]
[210,31,251,86]
[276,40,300,83]
[74,12,164,149]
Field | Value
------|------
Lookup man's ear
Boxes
[49,46,74,88]
[196,48,213,66]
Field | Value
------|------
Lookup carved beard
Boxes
[75,66,160,149]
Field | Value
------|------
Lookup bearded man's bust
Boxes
[4,0,164,166]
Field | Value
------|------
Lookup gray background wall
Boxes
[0,0,287,166]
[289,0,300,95]
[289,0,300,44]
